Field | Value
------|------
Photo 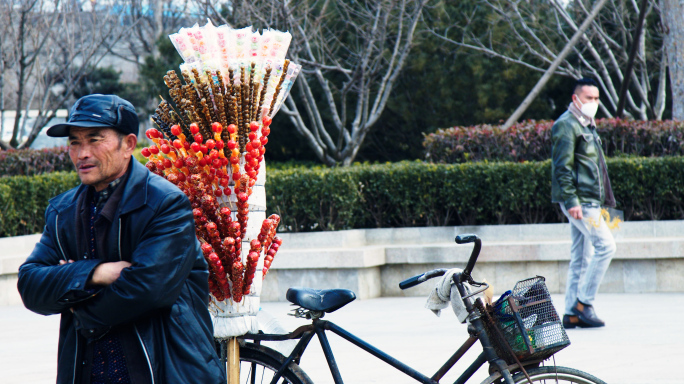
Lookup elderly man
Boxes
[18,94,225,383]
[551,78,617,329]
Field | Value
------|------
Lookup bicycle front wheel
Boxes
[510,366,607,384]
[239,342,313,384]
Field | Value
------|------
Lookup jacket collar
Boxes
[118,157,149,215]
[49,157,149,215]
[567,102,594,127]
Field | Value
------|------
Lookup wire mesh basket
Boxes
[491,276,570,362]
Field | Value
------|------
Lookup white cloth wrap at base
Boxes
[424,268,471,323]
[210,238,265,338]
[210,163,268,338]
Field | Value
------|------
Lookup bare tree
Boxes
[105,0,193,64]
[0,0,140,150]
[660,0,684,120]
[0,6,16,144]
[432,0,668,121]
[198,0,429,166]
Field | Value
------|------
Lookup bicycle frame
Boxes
[242,320,473,384]
[237,235,531,384]
[240,275,516,384]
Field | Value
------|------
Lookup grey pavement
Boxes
[1,293,681,383]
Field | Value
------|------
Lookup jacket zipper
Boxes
[72,332,78,384]
[121,218,155,384]
[55,214,67,261]
[134,324,155,384]
[118,218,122,261]
[58,213,77,384]
[593,134,606,203]
[576,153,603,199]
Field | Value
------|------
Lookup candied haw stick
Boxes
[201,243,230,299]
[263,236,282,279]
[242,239,261,295]
[263,214,281,250]
[257,218,273,252]
[231,261,244,303]
[218,206,233,237]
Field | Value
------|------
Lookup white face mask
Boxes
[575,97,598,119]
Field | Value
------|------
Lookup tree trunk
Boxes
[661,0,684,120]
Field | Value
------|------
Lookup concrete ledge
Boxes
[4,221,684,304]
[0,234,40,305]
[263,220,684,300]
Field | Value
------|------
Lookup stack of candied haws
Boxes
[141,119,282,304]
[142,21,303,308]
[144,22,300,311]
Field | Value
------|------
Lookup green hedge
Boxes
[268,157,684,231]
[0,147,74,177]
[2,158,683,236]
[0,172,80,237]
[424,119,684,163]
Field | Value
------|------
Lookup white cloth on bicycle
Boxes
[425,268,470,323]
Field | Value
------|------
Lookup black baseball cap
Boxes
[47,94,139,137]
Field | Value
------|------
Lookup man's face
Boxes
[573,85,600,106]
[68,127,137,191]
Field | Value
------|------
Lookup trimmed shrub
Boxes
[0,147,73,177]
[267,167,365,232]
[424,119,684,163]
[0,172,80,237]
[267,158,684,231]
[3,158,683,236]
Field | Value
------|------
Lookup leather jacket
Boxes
[551,109,615,209]
[18,158,225,384]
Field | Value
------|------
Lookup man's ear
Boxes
[124,133,138,152]
[571,93,580,106]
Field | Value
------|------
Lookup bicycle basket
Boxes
[491,276,570,362]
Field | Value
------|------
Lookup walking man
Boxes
[551,78,617,328]
[18,94,225,383]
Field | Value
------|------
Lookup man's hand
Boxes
[89,261,132,286]
[568,206,583,220]
[59,259,74,265]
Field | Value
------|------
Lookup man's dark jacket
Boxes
[18,158,225,384]
[551,109,615,209]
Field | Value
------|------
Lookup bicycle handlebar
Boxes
[456,234,481,282]
[398,268,448,290]
[398,234,482,289]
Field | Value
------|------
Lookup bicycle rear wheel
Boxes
[239,342,313,384]
[510,366,606,384]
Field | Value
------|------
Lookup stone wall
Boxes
[3,221,684,305]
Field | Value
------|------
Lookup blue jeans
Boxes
[559,203,617,315]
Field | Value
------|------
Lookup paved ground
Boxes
[2,293,681,383]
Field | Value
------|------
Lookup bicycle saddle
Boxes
[286,287,356,313]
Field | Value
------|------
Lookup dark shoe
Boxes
[570,300,605,328]
[562,315,584,329]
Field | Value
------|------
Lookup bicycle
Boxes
[218,234,606,384]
